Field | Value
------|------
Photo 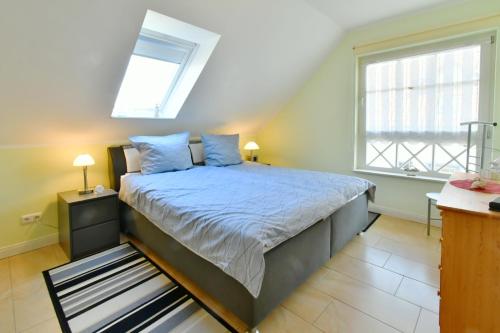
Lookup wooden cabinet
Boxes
[58,189,119,260]
[437,173,500,333]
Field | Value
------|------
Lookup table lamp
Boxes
[244,141,260,161]
[73,154,95,195]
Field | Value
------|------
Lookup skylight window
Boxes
[112,10,220,119]
[114,55,179,117]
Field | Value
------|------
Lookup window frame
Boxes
[354,31,497,179]
[138,29,198,117]
[111,10,220,119]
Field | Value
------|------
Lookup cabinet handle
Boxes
[438,264,442,270]
[440,237,443,243]
[437,290,441,297]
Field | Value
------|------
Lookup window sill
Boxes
[353,169,448,183]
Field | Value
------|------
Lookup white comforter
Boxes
[119,162,375,297]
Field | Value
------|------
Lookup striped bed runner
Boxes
[43,242,233,333]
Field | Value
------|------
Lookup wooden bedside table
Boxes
[58,189,119,260]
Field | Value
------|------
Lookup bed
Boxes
[108,142,375,329]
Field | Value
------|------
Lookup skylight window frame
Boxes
[137,29,199,118]
[111,10,220,120]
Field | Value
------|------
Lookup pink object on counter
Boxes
[450,179,500,194]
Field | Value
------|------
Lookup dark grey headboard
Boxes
[107,146,128,192]
[107,139,203,192]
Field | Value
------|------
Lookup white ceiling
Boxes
[0,0,460,145]
[304,0,464,30]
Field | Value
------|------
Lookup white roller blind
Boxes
[364,43,485,143]
[359,33,494,144]
[134,34,195,64]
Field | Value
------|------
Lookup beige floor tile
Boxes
[374,216,442,242]
[170,308,228,333]
[312,269,420,333]
[325,253,403,294]
[281,282,332,323]
[341,241,391,267]
[384,254,440,287]
[10,245,67,300]
[0,297,15,333]
[396,278,439,313]
[373,227,441,252]
[354,229,382,246]
[415,309,440,333]
[19,317,61,333]
[13,286,56,332]
[372,215,427,236]
[306,266,331,286]
[11,274,47,301]
[9,245,67,284]
[52,245,69,265]
[258,306,322,333]
[374,237,441,268]
[314,299,400,333]
[0,259,12,300]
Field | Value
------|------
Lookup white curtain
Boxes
[365,45,481,144]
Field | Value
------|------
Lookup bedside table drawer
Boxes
[72,220,119,259]
[71,197,118,230]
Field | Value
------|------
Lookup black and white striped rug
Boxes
[43,242,234,333]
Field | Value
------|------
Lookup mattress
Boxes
[119,162,374,297]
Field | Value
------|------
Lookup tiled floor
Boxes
[0,215,441,333]
[0,244,67,333]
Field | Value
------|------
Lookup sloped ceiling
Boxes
[0,0,458,145]
[305,0,465,30]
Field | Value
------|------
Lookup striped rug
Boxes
[43,242,234,333]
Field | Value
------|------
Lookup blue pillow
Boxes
[129,131,190,146]
[129,132,192,174]
[131,142,193,174]
[201,134,242,166]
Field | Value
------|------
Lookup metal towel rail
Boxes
[461,121,497,173]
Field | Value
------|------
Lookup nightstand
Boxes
[58,189,119,260]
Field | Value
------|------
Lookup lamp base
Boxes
[78,189,94,195]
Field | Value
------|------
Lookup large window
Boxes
[356,33,496,178]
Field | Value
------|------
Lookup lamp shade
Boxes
[244,141,260,150]
[73,154,95,167]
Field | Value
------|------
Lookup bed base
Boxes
[119,193,369,329]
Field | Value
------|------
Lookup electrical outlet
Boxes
[20,212,42,225]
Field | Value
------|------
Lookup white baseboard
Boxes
[369,203,442,228]
[0,233,59,260]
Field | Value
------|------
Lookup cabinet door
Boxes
[71,197,118,230]
[439,210,500,333]
[72,220,119,259]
